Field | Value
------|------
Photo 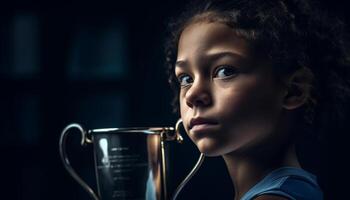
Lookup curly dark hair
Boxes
[164,0,350,140]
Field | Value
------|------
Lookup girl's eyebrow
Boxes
[175,51,244,69]
[175,60,188,69]
[205,51,245,61]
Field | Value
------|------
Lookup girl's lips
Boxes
[189,117,218,130]
[190,123,219,132]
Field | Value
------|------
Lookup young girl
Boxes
[165,0,350,199]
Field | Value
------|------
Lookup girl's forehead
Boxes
[177,22,252,61]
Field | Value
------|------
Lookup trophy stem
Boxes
[171,153,205,200]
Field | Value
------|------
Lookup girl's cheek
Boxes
[179,93,185,114]
[179,95,191,132]
[179,89,188,111]
[179,99,188,117]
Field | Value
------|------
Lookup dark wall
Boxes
[0,0,349,199]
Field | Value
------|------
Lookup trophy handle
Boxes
[171,119,206,200]
[59,123,99,200]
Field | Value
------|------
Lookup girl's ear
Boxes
[282,67,314,110]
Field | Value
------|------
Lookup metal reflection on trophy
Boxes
[59,120,204,200]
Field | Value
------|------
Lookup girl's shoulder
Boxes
[241,167,323,200]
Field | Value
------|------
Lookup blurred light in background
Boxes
[14,93,40,145]
[68,22,128,80]
[12,14,40,78]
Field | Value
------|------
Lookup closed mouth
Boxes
[189,117,218,130]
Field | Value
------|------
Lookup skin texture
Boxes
[175,22,306,200]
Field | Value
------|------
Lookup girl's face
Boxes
[175,22,288,157]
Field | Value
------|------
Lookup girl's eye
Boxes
[177,74,193,86]
[214,66,239,79]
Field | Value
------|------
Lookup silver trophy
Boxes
[59,119,204,200]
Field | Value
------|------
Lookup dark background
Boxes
[0,0,349,199]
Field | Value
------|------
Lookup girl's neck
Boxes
[222,143,301,200]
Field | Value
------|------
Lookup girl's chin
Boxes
[195,138,231,157]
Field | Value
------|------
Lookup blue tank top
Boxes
[240,167,323,200]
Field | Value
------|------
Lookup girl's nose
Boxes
[185,80,212,108]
